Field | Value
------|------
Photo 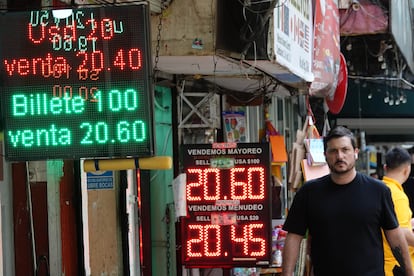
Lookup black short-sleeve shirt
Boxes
[283,173,398,276]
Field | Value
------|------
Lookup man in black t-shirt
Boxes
[282,126,414,276]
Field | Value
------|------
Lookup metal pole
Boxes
[25,161,37,274]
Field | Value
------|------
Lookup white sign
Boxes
[274,0,314,82]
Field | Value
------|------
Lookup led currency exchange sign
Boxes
[181,143,272,268]
[0,4,154,161]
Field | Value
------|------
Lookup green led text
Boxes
[13,93,84,116]
[8,125,71,147]
[80,120,146,145]
[94,89,138,112]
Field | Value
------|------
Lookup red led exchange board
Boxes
[0,4,154,161]
[181,143,272,268]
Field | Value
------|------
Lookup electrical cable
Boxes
[340,5,357,28]
[239,0,276,58]
[359,2,388,26]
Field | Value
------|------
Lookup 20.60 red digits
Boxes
[186,166,266,202]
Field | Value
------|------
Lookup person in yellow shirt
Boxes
[383,147,414,275]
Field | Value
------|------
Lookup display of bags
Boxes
[288,116,309,190]
[288,114,331,190]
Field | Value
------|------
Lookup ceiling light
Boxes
[401,93,408,104]
[395,98,400,105]
[389,95,394,105]
[384,92,389,103]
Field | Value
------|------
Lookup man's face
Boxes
[325,136,358,174]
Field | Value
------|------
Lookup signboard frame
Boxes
[0,4,155,161]
[181,142,272,268]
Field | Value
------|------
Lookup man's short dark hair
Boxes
[323,126,357,151]
[385,147,411,170]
